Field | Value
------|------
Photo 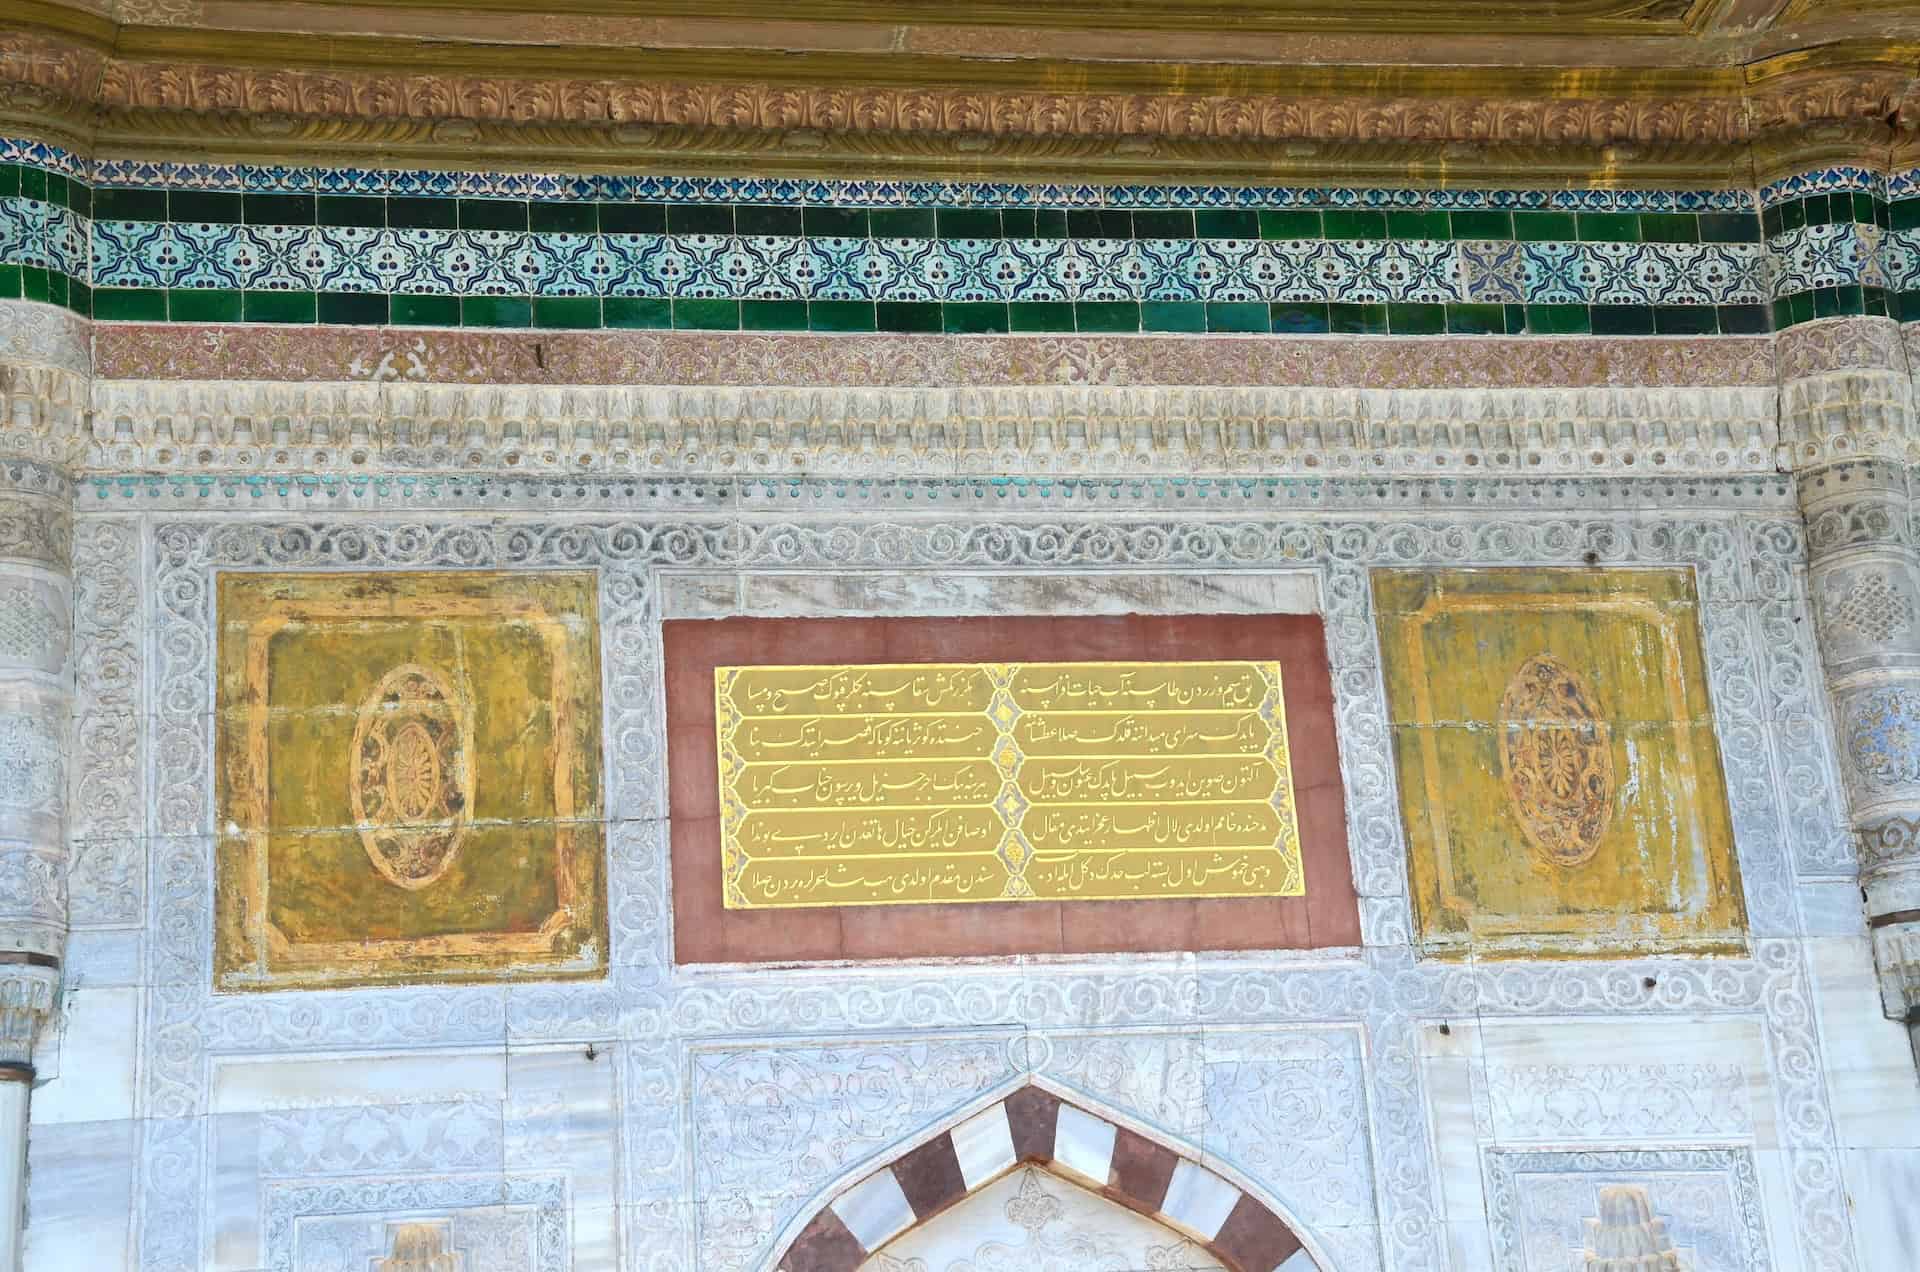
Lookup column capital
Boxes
[0,964,57,1074]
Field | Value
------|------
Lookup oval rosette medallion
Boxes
[348,664,474,890]
[1497,653,1616,869]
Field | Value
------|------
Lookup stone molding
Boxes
[79,379,1783,478]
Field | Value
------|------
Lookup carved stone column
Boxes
[0,302,86,1270]
[1786,316,1920,1062]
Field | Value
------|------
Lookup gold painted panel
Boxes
[716,660,1305,908]
[214,571,606,990]
[1376,568,1746,959]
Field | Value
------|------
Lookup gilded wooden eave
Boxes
[0,0,1916,186]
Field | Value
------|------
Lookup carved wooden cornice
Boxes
[0,9,1915,182]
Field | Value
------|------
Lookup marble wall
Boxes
[12,468,1917,1271]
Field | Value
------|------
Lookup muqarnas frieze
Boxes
[214,570,607,990]
[1377,568,1746,959]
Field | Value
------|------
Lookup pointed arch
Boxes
[771,1083,1325,1272]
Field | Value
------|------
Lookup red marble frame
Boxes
[664,613,1359,964]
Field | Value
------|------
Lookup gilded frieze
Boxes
[1377,567,1746,959]
[213,570,606,990]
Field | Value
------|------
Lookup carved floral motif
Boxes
[1500,654,1617,869]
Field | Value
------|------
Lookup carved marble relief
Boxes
[1376,568,1747,958]
[212,570,606,990]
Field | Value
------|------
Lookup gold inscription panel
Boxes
[716,660,1305,908]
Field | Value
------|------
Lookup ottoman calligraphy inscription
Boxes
[716,660,1305,908]
[1377,568,1746,959]
[214,571,607,991]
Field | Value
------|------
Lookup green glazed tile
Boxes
[43,174,66,210]
[1386,302,1445,335]
[1075,301,1141,333]
[1787,290,1815,325]
[741,299,808,330]
[1512,211,1576,241]
[66,281,90,317]
[1258,209,1321,240]
[1503,303,1528,334]
[1195,209,1259,240]
[1270,302,1330,334]
[459,199,527,231]
[1031,209,1069,239]
[1638,213,1698,243]
[93,188,166,222]
[392,294,462,326]
[534,297,603,329]
[1206,301,1267,333]
[1867,286,1890,317]
[1000,209,1039,238]
[944,302,1009,334]
[66,183,90,218]
[602,297,671,329]
[458,295,532,327]
[876,301,941,333]
[735,205,803,236]
[318,195,387,228]
[1067,209,1132,239]
[530,202,598,233]
[388,197,459,230]
[0,165,19,199]
[1132,210,1195,239]
[1889,200,1920,232]
[168,288,244,322]
[243,194,316,226]
[808,300,875,332]
[1008,301,1075,332]
[1387,210,1449,241]
[318,292,390,325]
[1770,297,1793,329]
[1801,194,1832,227]
[1328,302,1388,334]
[937,208,1002,239]
[1142,301,1205,333]
[805,207,870,238]
[1448,210,1512,240]
[870,208,934,238]
[599,203,667,234]
[1576,212,1639,242]
[1778,199,1806,232]
[93,287,166,322]
[1652,305,1717,335]
[1716,303,1769,334]
[245,290,318,324]
[1444,302,1505,334]
[170,191,242,224]
[19,268,48,304]
[45,272,67,307]
[18,168,46,202]
[1322,210,1387,239]
[1589,303,1654,335]
[1895,291,1920,323]
[1698,212,1761,243]
[0,264,19,300]
[666,204,733,235]
[673,298,740,330]
[1523,303,1589,335]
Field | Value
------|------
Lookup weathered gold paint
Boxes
[214,571,606,991]
[716,660,1305,907]
[1376,568,1746,959]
